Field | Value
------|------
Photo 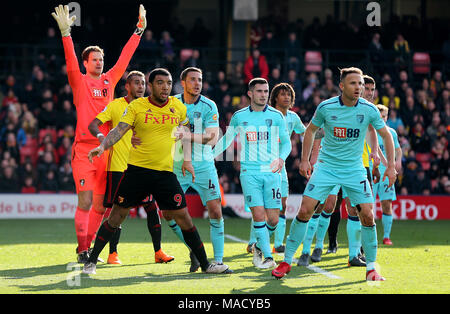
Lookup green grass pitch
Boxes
[0,218,449,294]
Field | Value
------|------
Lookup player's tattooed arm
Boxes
[88,118,105,142]
[102,122,131,150]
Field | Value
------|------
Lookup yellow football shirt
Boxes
[96,97,132,172]
[362,139,371,168]
[119,96,188,172]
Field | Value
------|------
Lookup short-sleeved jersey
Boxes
[213,105,291,174]
[377,127,400,173]
[173,94,219,173]
[96,97,132,172]
[119,96,188,172]
[311,96,385,170]
[62,34,141,145]
[285,110,306,136]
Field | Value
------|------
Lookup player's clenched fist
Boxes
[299,159,312,180]
[51,4,76,37]
[88,145,105,163]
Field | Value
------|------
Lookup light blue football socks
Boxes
[382,213,393,239]
[315,212,332,249]
[301,214,319,254]
[284,217,309,264]
[273,214,286,248]
[210,218,224,263]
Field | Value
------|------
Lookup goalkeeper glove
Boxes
[134,4,147,36]
[51,4,76,37]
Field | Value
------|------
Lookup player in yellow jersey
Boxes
[83,68,229,275]
[87,70,174,265]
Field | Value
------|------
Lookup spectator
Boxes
[368,33,385,75]
[0,166,20,193]
[21,176,37,194]
[286,69,302,104]
[37,100,58,129]
[381,87,400,110]
[268,67,282,90]
[36,151,58,183]
[411,169,432,195]
[185,49,203,69]
[259,29,279,69]
[228,62,245,96]
[243,48,269,84]
[430,70,444,99]
[2,89,19,110]
[139,29,159,65]
[319,78,339,99]
[400,96,419,131]
[393,33,411,70]
[302,72,319,103]
[40,170,59,192]
[410,122,431,153]
[18,161,37,184]
[57,100,76,129]
[58,160,75,192]
[386,109,404,131]
[284,31,302,73]
[160,31,176,72]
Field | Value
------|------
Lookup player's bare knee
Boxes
[206,199,222,219]
[78,191,93,210]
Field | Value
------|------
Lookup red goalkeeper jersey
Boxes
[62,34,141,145]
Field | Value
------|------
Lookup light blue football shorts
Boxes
[304,163,373,206]
[240,172,282,210]
[175,166,221,206]
[281,167,289,198]
[372,170,396,202]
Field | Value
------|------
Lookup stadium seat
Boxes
[304,51,322,72]
[20,137,38,165]
[416,152,431,170]
[412,52,430,74]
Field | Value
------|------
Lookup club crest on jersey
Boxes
[104,79,109,85]
[246,195,252,202]
[356,114,364,123]
[169,107,175,113]
[193,112,201,119]
[80,179,85,186]
[265,119,273,127]
[307,184,315,191]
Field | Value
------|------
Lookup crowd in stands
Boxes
[0,13,449,197]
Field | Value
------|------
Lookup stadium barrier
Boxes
[0,194,449,220]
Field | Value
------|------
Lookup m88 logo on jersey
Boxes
[334,127,360,138]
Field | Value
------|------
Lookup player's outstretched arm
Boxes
[88,122,131,162]
[51,5,76,37]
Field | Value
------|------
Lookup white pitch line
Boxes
[225,234,341,279]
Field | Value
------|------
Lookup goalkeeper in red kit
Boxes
[51,4,147,263]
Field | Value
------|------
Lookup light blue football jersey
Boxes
[173,94,219,173]
[281,110,306,190]
[285,110,306,136]
[213,105,291,174]
[311,96,385,170]
[377,127,400,173]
